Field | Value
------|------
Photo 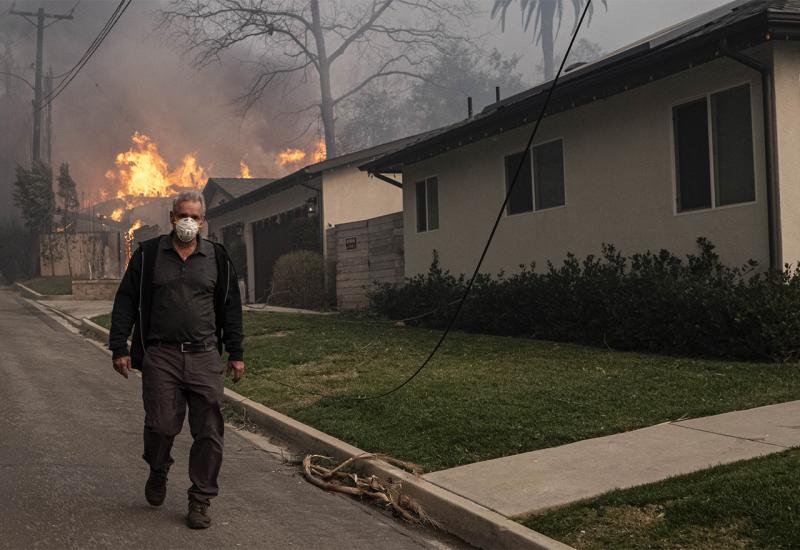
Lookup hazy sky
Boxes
[485,0,730,79]
[1,0,734,200]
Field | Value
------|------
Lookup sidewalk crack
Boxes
[670,423,790,449]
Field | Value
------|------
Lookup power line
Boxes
[9,4,74,164]
[39,0,130,111]
[357,0,596,401]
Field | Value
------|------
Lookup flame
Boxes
[277,148,306,168]
[239,160,252,179]
[276,139,327,170]
[106,132,208,199]
[110,208,125,222]
[123,219,144,264]
[312,140,326,162]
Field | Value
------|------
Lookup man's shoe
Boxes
[187,500,211,529]
[144,471,168,506]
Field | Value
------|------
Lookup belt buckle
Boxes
[180,342,192,353]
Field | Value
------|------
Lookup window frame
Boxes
[670,81,758,217]
[503,137,567,217]
[414,175,439,233]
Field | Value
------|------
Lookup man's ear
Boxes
[169,211,176,224]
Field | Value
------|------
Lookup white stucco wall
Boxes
[773,41,800,266]
[321,165,401,225]
[402,54,771,277]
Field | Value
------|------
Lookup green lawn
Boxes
[523,449,800,549]
[23,276,72,295]
[91,311,800,472]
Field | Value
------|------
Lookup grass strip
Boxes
[521,449,800,549]
[23,276,72,295]
[91,311,800,472]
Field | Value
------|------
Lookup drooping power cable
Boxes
[357,0,595,401]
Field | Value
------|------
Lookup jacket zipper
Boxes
[139,248,146,351]
[223,259,230,305]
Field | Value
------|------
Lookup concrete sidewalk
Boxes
[424,400,800,518]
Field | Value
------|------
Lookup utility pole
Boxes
[9,5,73,166]
[44,68,52,168]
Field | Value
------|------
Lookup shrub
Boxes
[367,239,800,362]
[270,250,327,310]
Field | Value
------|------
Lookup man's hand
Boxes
[227,360,245,383]
[113,356,132,379]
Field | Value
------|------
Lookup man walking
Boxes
[108,190,245,529]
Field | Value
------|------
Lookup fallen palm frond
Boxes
[302,454,438,527]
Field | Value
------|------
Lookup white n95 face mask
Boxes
[175,217,200,243]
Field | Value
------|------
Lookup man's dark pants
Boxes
[141,345,224,505]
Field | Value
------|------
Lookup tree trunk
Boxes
[63,232,73,281]
[310,0,337,158]
[47,233,56,277]
[540,0,556,81]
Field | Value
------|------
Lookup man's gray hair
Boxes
[172,190,206,214]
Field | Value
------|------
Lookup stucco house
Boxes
[205,138,419,303]
[362,0,800,279]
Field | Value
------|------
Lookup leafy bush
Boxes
[368,240,800,362]
[270,250,327,310]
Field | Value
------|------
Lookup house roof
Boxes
[205,171,313,219]
[205,132,440,219]
[203,177,276,203]
[362,0,800,174]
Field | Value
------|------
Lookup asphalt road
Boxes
[0,288,465,550]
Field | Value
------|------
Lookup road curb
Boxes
[78,318,571,550]
[82,317,113,341]
[14,282,45,300]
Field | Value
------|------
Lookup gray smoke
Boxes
[0,0,316,213]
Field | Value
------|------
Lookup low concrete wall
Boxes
[72,279,121,301]
[40,232,123,279]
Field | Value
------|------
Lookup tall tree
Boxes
[337,38,601,154]
[491,0,606,81]
[160,0,474,158]
[12,162,55,276]
[57,163,79,280]
[339,44,527,152]
[57,163,79,232]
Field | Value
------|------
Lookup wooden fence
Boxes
[326,212,404,310]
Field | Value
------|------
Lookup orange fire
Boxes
[239,160,252,178]
[123,219,144,264]
[277,148,306,168]
[110,208,125,222]
[312,140,326,163]
[276,139,327,170]
[106,132,208,198]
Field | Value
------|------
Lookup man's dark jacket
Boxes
[108,235,244,370]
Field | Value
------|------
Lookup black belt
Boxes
[148,340,216,353]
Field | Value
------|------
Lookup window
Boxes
[416,177,439,232]
[505,151,533,214]
[505,139,565,215]
[534,140,565,210]
[674,84,755,213]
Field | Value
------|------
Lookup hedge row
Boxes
[367,239,800,362]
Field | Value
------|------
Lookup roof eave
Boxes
[364,8,777,174]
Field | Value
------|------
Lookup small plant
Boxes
[368,240,800,362]
[270,250,327,310]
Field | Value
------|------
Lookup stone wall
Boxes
[72,279,121,301]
